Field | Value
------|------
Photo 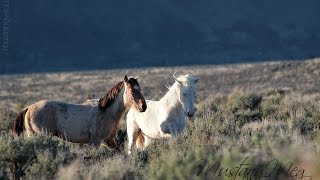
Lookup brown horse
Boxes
[12,75,147,148]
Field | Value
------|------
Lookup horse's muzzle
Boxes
[140,103,147,112]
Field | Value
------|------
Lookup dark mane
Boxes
[99,81,124,110]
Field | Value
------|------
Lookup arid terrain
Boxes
[1,59,319,110]
[0,59,320,179]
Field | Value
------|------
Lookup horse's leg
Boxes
[142,135,153,149]
[24,112,35,138]
[105,138,121,152]
[127,119,140,155]
[24,124,33,138]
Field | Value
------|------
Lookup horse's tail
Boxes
[136,129,145,150]
[12,108,28,136]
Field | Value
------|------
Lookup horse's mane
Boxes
[99,81,124,110]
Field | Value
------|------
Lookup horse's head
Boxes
[173,73,199,118]
[123,75,147,112]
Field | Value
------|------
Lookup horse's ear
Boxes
[173,72,182,85]
[124,75,129,83]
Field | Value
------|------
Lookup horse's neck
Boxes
[102,89,127,123]
[160,83,182,109]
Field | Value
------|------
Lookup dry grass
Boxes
[0,58,319,111]
[0,59,320,179]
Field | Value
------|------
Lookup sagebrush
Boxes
[1,89,319,179]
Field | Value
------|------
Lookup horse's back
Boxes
[27,100,94,142]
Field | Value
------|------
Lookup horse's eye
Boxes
[183,93,187,96]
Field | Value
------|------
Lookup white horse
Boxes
[126,73,198,154]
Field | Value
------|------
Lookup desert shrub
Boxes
[195,96,239,138]
[149,149,218,180]
[291,107,320,139]
[195,92,265,139]
[0,134,76,179]
[292,117,316,136]
[58,155,143,180]
[261,91,286,120]
[227,92,263,128]
[196,96,226,117]
[281,94,308,123]
[147,124,302,180]
[1,91,320,179]
[228,92,262,111]
[89,155,141,180]
[279,94,320,139]
[226,126,312,179]
[74,145,116,167]
[0,109,16,136]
